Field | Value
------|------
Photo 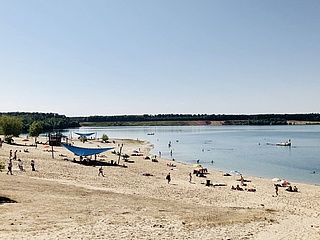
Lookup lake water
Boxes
[63,125,320,185]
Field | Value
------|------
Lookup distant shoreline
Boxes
[1,112,320,132]
[79,120,320,127]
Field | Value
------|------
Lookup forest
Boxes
[72,113,320,126]
[0,112,80,133]
[1,112,320,132]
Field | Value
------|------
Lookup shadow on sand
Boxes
[0,196,17,204]
[71,159,128,168]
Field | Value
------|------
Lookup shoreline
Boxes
[0,136,319,239]
[79,120,320,127]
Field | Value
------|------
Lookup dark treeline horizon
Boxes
[72,113,320,123]
[1,112,320,131]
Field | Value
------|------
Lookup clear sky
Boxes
[0,0,319,117]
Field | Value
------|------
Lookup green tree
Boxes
[29,121,43,145]
[29,121,43,137]
[0,115,23,143]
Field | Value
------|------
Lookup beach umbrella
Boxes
[272,178,281,182]
[281,180,290,185]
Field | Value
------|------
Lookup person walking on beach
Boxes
[274,184,279,196]
[240,175,244,186]
[98,166,104,177]
[7,159,13,175]
[166,173,171,184]
[31,160,36,171]
[18,159,24,171]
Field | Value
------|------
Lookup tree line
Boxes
[0,113,80,144]
[72,113,320,125]
[1,112,320,143]
[0,112,80,133]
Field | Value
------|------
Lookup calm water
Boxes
[63,125,320,185]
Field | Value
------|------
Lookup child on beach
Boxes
[98,166,104,177]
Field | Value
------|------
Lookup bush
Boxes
[101,134,109,143]
[0,161,5,172]
[79,136,88,143]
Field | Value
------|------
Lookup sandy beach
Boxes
[0,136,319,240]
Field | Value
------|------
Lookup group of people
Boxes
[274,184,298,196]
[231,185,244,191]
[286,185,298,192]
[6,149,36,175]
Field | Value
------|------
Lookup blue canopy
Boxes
[61,143,113,157]
[74,132,95,137]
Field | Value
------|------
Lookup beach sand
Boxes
[0,136,319,239]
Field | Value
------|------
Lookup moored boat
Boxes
[276,139,291,146]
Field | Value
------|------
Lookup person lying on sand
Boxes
[166,163,176,167]
[286,186,299,192]
[286,186,293,192]
[141,173,153,176]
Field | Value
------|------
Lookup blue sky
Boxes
[0,0,319,117]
